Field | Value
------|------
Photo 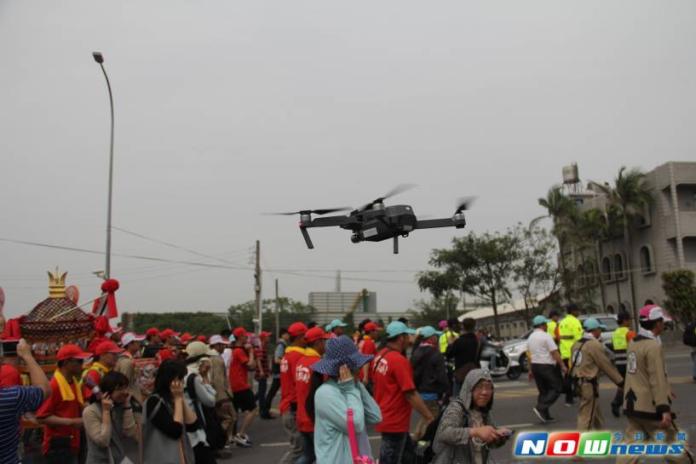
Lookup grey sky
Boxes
[2,1,695,319]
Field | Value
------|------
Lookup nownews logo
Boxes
[514,431,687,458]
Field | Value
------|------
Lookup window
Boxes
[614,254,625,280]
[640,246,654,274]
[602,257,612,282]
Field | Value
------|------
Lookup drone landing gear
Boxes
[300,227,314,249]
[393,235,399,254]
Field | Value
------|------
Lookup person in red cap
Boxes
[142,328,162,358]
[82,341,124,400]
[157,329,180,362]
[87,316,112,354]
[37,344,92,462]
[229,327,257,447]
[358,321,379,386]
[180,332,193,345]
[279,322,308,464]
[295,326,330,464]
[254,331,273,419]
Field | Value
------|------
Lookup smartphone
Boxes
[0,340,19,357]
[498,428,514,437]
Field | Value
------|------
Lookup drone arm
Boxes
[300,226,314,249]
[304,215,351,228]
[414,218,456,229]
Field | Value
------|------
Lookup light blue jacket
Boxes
[314,379,382,463]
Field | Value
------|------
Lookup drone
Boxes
[267,184,472,254]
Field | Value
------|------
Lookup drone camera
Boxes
[351,233,363,243]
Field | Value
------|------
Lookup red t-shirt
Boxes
[295,351,321,433]
[229,347,250,392]
[0,363,21,387]
[279,347,305,415]
[358,337,377,382]
[372,348,416,433]
[36,376,83,455]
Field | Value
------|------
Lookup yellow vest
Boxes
[558,314,583,360]
[612,326,629,351]
[439,330,458,353]
[547,320,558,341]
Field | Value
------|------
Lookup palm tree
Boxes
[577,208,607,311]
[591,167,654,325]
[536,185,577,301]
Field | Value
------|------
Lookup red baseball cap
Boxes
[197,335,208,343]
[259,331,272,339]
[146,328,160,337]
[180,333,193,343]
[364,322,379,333]
[288,322,308,338]
[160,329,179,339]
[304,327,330,343]
[56,344,92,361]
[233,327,250,339]
[95,340,124,356]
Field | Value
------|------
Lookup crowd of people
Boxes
[0,303,692,464]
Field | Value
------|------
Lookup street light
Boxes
[92,51,115,280]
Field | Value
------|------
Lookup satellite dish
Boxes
[66,285,80,305]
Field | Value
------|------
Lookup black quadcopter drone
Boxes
[268,185,471,254]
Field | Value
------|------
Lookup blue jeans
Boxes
[380,432,415,464]
[295,432,315,464]
[256,377,268,415]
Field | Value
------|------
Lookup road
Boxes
[220,346,695,463]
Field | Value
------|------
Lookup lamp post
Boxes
[92,51,115,280]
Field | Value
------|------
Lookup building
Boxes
[308,290,407,326]
[564,161,696,314]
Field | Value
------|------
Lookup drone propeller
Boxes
[359,183,417,212]
[264,207,351,216]
[455,196,476,214]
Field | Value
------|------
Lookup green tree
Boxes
[591,167,653,323]
[407,294,460,328]
[421,230,521,337]
[513,224,560,321]
[227,298,315,336]
[131,312,228,335]
[661,270,696,325]
[536,185,578,301]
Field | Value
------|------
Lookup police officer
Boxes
[617,305,694,464]
[610,311,634,417]
[559,303,583,405]
[547,309,561,344]
[570,318,623,431]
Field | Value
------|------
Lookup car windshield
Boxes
[599,317,618,331]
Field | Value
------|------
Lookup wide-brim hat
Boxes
[311,335,373,377]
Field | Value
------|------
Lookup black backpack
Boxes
[186,374,226,450]
[683,321,696,347]
[415,399,468,464]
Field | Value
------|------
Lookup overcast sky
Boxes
[1,0,695,319]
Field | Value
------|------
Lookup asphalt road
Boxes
[220,345,696,464]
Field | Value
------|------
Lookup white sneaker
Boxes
[233,434,252,448]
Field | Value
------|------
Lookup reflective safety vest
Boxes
[612,326,630,366]
[439,330,458,354]
[547,320,559,342]
[558,315,583,360]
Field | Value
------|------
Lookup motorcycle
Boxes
[480,341,522,380]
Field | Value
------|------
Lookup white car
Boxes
[503,313,619,370]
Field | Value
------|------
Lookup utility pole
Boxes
[255,240,262,334]
[275,279,280,340]
[336,270,341,292]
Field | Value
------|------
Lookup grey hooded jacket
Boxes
[431,369,502,464]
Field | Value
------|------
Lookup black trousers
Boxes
[193,443,217,464]
[611,364,627,407]
[562,358,574,403]
[531,363,563,412]
[264,376,281,414]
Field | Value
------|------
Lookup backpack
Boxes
[414,398,467,464]
[683,321,696,347]
[185,374,226,450]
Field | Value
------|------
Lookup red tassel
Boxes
[92,279,120,319]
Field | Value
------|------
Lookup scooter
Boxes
[480,342,522,380]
